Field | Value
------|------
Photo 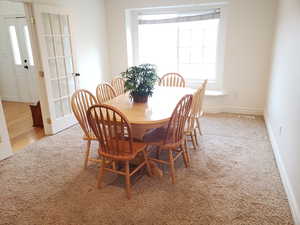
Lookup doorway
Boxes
[0,1,45,152]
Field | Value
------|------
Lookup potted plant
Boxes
[121,64,158,103]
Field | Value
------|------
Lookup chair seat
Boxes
[100,139,147,160]
[143,126,167,144]
[143,126,180,148]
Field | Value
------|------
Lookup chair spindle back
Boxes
[71,89,98,138]
[96,82,117,103]
[112,77,125,96]
[87,104,134,157]
[159,73,185,88]
[165,94,193,145]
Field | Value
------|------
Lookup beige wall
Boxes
[265,0,300,223]
[105,0,277,114]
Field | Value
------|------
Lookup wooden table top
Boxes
[104,86,196,125]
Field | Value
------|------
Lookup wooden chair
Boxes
[96,82,117,103]
[71,89,99,169]
[195,80,207,136]
[143,94,193,184]
[87,104,152,199]
[112,76,125,96]
[185,83,205,150]
[159,73,186,88]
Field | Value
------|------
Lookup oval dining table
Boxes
[104,86,196,140]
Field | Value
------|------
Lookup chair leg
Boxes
[97,160,106,189]
[156,146,161,159]
[184,139,191,165]
[194,130,199,146]
[143,149,153,176]
[180,144,189,168]
[84,140,91,169]
[196,118,202,135]
[125,160,131,199]
[190,134,197,150]
[168,150,176,184]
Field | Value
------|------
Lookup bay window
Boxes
[127,5,227,90]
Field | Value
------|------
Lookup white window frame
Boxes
[126,3,228,91]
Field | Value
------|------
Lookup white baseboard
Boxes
[0,96,20,102]
[204,106,264,115]
[265,114,300,225]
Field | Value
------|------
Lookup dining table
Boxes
[104,86,196,140]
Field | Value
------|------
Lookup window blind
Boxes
[138,9,220,25]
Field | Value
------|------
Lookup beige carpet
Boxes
[0,114,294,225]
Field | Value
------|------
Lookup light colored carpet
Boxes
[0,113,294,225]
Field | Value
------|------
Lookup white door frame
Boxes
[0,98,13,161]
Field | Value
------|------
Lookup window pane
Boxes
[24,25,34,66]
[9,26,21,65]
[138,23,177,76]
[138,16,220,81]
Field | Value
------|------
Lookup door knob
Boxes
[24,65,29,69]
[73,73,80,77]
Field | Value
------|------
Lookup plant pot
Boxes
[132,95,148,103]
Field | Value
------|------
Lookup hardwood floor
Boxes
[2,101,45,152]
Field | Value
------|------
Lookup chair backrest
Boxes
[186,80,207,131]
[159,73,186,88]
[87,104,134,158]
[164,94,193,145]
[112,77,125,96]
[198,80,207,115]
[96,82,117,103]
[71,89,98,138]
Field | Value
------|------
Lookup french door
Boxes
[33,5,79,134]
[6,17,37,103]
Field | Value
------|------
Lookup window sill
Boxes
[205,90,226,96]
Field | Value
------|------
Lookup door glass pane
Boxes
[54,37,63,56]
[60,15,70,35]
[43,13,51,35]
[62,97,71,115]
[54,100,63,118]
[48,59,58,78]
[56,58,66,77]
[65,57,73,74]
[45,37,55,57]
[59,78,68,97]
[62,37,71,56]
[8,25,21,65]
[24,25,34,66]
[51,80,60,99]
[68,76,75,94]
[51,14,61,35]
